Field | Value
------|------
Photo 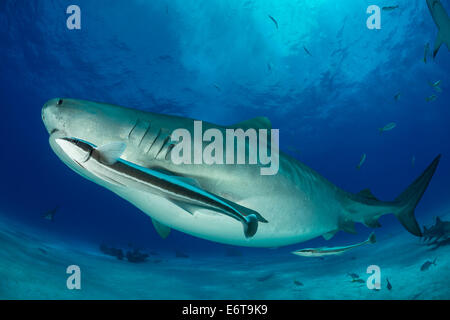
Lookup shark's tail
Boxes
[433,27,450,58]
[393,155,441,237]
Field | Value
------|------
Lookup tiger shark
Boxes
[426,0,450,58]
[42,98,440,247]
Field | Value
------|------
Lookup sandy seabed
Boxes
[0,212,448,300]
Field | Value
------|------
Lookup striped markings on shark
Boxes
[127,119,174,160]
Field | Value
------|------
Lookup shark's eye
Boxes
[57,99,63,106]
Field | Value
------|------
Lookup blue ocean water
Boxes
[0,0,449,299]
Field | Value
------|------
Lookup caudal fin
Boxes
[433,29,450,58]
[394,155,441,237]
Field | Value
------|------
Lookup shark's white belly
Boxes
[116,186,331,247]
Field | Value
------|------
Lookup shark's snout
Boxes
[42,98,64,135]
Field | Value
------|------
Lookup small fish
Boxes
[213,83,222,92]
[267,62,272,72]
[426,94,437,102]
[382,5,399,11]
[430,80,441,87]
[42,206,59,221]
[347,273,359,279]
[429,80,442,93]
[268,15,278,29]
[356,153,366,170]
[411,155,416,168]
[293,280,304,286]
[292,232,376,257]
[394,92,401,101]
[257,273,274,282]
[351,279,366,284]
[386,278,392,290]
[379,122,396,134]
[303,46,312,57]
[424,43,430,63]
[420,258,437,271]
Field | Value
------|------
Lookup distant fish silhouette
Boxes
[429,80,442,93]
[42,206,59,221]
[386,278,392,290]
[411,155,416,168]
[257,273,275,282]
[382,5,399,11]
[379,122,396,134]
[424,43,430,63]
[268,15,278,29]
[213,83,222,92]
[303,46,312,57]
[426,94,437,102]
[356,153,366,170]
[293,280,304,286]
[351,278,366,284]
[420,258,437,271]
[394,92,401,101]
[347,272,359,280]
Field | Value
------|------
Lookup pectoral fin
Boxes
[151,219,171,239]
[167,199,201,215]
[96,142,127,165]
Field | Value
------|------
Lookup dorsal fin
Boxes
[230,117,271,130]
[357,188,379,201]
[96,142,127,165]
